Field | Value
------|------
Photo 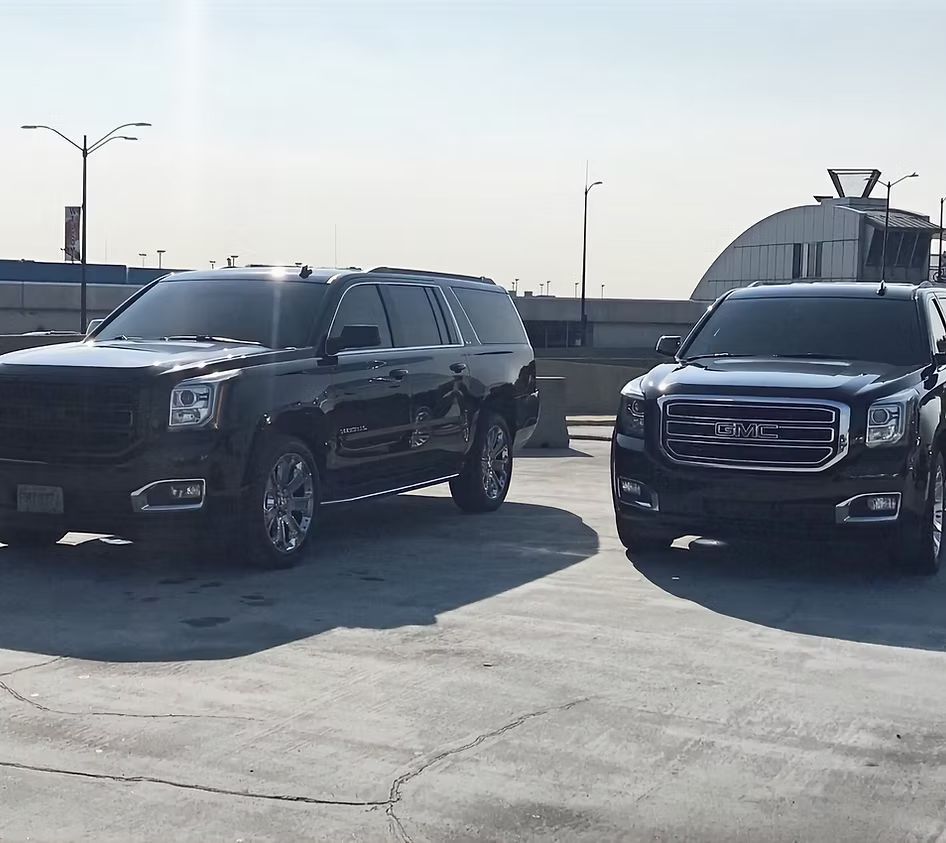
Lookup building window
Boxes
[792,243,803,279]
[913,234,931,269]
[885,231,904,269]
[895,232,917,268]
[806,242,823,278]
[866,228,885,267]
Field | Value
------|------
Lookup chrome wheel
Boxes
[263,452,315,554]
[933,461,944,559]
[481,424,510,501]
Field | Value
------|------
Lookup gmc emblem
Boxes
[715,421,779,440]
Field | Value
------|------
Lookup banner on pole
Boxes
[64,206,81,262]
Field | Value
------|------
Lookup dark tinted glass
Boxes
[381,285,443,347]
[683,296,926,366]
[453,288,527,344]
[447,288,478,345]
[926,298,946,353]
[330,284,392,348]
[99,278,328,348]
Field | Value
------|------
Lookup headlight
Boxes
[618,382,646,438]
[168,371,237,429]
[866,389,915,448]
[169,382,217,428]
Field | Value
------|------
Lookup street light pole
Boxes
[936,196,946,281]
[580,178,603,346]
[157,249,166,269]
[21,121,151,332]
[878,172,918,285]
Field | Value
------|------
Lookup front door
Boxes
[324,284,414,499]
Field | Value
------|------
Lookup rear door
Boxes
[379,283,470,480]
[324,283,416,498]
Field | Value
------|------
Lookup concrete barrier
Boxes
[523,377,570,449]
[535,360,647,415]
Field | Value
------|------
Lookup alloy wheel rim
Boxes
[481,425,510,500]
[933,462,944,559]
[263,452,315,553]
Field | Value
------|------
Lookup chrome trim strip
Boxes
[835,492,901,524]
[322,474,460,505]
[130,478,206,513]
[658,395,851,473]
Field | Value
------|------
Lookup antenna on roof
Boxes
[877,279,887,296]
[299,265,312,279]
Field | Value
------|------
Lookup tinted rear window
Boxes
[453,288,527,344]
[683,296,926,366]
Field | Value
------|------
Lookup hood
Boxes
[0,339,270,375]
[640,357,921,402]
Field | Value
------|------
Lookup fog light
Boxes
[620,478,643,498]
[169,482,203,500]
[866,495,899,512]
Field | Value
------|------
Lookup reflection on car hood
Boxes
[0,339,271,373]
[641,357,921,402]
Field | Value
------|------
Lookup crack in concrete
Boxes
[0,760,386,806]
[0,656,65,678]
[0,679,259,722]
[0,695,588,835]
[383,697,588,842]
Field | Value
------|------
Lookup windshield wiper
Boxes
[161,335,264,346]
[681,353,755,362]
[768,353,849,360]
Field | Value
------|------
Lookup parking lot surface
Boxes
[1,441,945,842]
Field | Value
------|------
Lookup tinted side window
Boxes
[381,285,444,348]
[928,297,946,353]
[330,284,393,348]
[453,288,527,344]
[446,288,478,345]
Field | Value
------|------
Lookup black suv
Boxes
[0,266,538,567]
[612,281,946,574]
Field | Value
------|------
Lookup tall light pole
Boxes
[138,252,148,267]
[936,196,946,281]
[876,172,918,284]
[574,281,579,298]
[156,249,166,269]
[580,177,604,346]
[547,281,552,297]
[21,121,150,332]
[601,284,605,299]
[209,260,216,270]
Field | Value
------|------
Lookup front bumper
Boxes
[0,430,248,539]
[611,431,922,539]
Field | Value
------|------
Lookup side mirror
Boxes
[325,324,382,356]
[655,335,682,357]
[86,318,104,337]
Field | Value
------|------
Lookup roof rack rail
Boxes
[368,266,495,285]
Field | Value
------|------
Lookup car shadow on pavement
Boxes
[0,495,598,662]
[631,538,946,652]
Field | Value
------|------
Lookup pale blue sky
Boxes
[3,0,944,298]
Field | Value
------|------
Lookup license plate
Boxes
[17,485,64,515]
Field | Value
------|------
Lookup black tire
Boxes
[0,528,65,548]
[450,411,513,513]
[616,517,674,553]
[891,451,944,576]
[231,435,320,570]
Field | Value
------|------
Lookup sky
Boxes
[3,0,945,299]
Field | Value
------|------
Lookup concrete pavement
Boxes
[1,441,945,841]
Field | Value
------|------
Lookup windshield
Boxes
[682,296,928,367]
[97,278,329,349]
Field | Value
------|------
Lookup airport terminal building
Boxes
[691,169,940,301]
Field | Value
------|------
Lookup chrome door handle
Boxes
[389,368,409,380]
[450,362,467,374]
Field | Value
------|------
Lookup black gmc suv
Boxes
[612,281,946,574]
[0,266,538,567]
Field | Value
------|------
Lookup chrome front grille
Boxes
[659,397,849,472]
